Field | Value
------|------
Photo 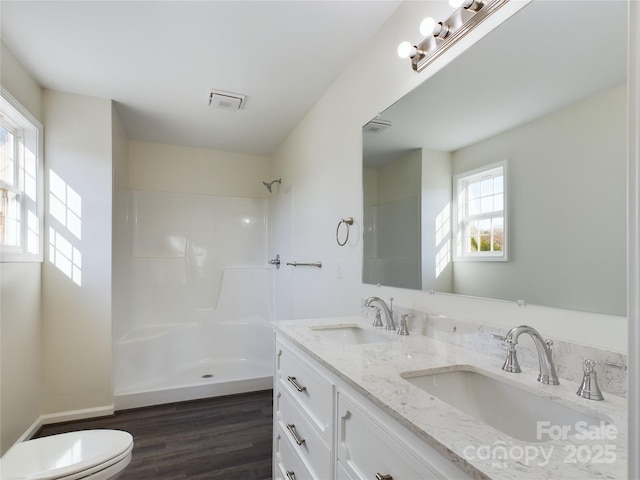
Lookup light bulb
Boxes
[449,0,465,7]
[419,17,437,37]
[397,41,415,59]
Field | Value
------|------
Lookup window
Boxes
[0,88,43,262]
[453,161,507,261]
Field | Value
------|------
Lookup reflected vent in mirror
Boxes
[363,118,392,134]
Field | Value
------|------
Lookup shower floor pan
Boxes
[114,358,273,409]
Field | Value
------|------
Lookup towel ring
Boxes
[336,217,354,246]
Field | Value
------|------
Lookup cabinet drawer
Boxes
[275,422,315,480]
[276,341,333,441]
[337,393,441,480]
[277,389,332,479]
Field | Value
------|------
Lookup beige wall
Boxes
[0,262,42,454]
[111,105,131,353]
[41,90,114,414]
[1,42,42,120]
[0,42,43,455]
[128,141,271,197]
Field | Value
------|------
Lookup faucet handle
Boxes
[583,359,625,371]
[398,314,412,336]
[371,306,384,328]
[577,359,625,401]
[491,333,521,372]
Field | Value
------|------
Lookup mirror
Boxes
[363,1,627,316]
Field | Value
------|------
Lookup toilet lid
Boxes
[0,430,133,480]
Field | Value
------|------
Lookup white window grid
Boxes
[1,88,43,262]
[454,161,507,261]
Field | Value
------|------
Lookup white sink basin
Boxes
[401,366,607,443]
[310,325,393,345]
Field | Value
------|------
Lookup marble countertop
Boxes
[273,316,628,480]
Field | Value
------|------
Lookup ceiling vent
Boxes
[208,89,246,111]
[363,118,392,133]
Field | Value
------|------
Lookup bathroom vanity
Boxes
[272,317,627,480]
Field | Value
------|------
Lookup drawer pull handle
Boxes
[376,475,393,480]
[287,376,307,392]
[286,470,297,480]
[286,423,306,446]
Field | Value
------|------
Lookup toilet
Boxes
[0,430,133,480]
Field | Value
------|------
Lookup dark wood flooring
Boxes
[35,390,273,479]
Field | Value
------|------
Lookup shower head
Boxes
[262,178,282,192]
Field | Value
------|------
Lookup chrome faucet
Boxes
[499,325,560,385]
[364,297,395,330]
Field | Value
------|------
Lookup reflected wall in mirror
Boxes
[363,1,627,316]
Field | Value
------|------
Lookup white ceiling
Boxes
[1,0,401,156]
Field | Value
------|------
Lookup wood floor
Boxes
[35,390,273,479]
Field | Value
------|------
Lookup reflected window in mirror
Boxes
[454,161,506,261]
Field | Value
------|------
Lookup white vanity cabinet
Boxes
[273,335,470,480]
[275,340,334,444]
[274,340,334,479]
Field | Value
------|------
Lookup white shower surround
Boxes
[113,190,273,409]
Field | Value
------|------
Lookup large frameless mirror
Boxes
[362,0,627,316]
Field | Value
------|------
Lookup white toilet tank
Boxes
[0,429,133,480]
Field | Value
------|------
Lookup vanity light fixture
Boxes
[449,0,485,13]
[398,0,508,72]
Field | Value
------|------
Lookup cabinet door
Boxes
[337,393,442,480]
[336,459,355,480]
[276,341,333,443]
[276,389,332,479]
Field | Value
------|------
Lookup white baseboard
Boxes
[16,418,45,444]
[16,405,115,443]
[41,404,115,427]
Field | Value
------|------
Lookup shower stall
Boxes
[113,188,274,409]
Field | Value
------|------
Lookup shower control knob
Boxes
[268,254,281,269]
